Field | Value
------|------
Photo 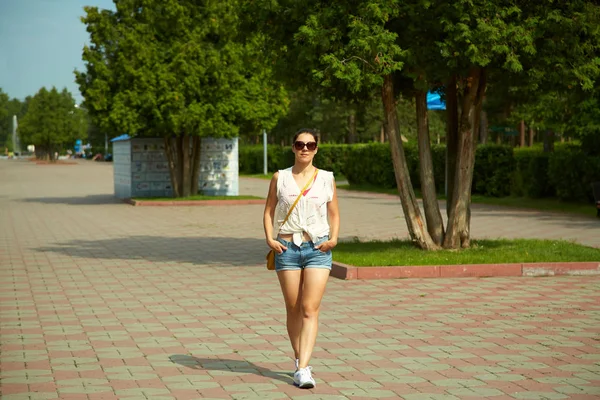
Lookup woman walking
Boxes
[263,128,340,389]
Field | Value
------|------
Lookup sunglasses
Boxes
[294,141,318,151]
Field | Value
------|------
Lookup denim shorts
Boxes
[274,236,333,272]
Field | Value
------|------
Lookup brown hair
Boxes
[293,128,318,144]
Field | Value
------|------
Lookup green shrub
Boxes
[472,145,514,197]
[512,149,552,198]
[238,144,349,177]
[241,141,599,203]
[344,143,397,187]
[548,148,598,202]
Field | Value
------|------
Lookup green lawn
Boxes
[134,195,263,201]
[334,239,600,267]
[337,184,596,218]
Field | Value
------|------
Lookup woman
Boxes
[263,128,340,389]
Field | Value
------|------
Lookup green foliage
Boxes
[239,145,293,174]
[512,145,599,203]
[0,90,28,151]
[344,143,397,188]
[18,87,83,156]
[472,145,514,197]
[512,149,553,198]
[548,148,599,202]
[239,144,350,177]
[343,142,446,192]
[0,89,8,149]
[76,0,287,140]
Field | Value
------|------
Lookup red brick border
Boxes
[331,261,600,280]
[126,198,265,206]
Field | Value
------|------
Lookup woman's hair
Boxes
[293,128,319,144]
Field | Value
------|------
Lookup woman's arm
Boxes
[316,178,339,252]
[263,172,287,253]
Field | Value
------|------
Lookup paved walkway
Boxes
[1,159,599,399]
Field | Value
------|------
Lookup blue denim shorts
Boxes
[274,236,333,272]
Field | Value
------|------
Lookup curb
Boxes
[126,199,265,206]
[331,261,600,280]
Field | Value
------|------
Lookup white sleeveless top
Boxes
[273,167,335,246]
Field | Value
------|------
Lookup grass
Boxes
[333,238,600,267]
[337,184,596,218]
[134,194,263,201]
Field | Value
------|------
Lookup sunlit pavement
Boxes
[1,159,599,399]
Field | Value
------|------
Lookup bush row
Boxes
[239,143,599,203]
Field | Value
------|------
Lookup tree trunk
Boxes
[543,130,555,153]
[529,127,535,147]
[467,84,485,232]
[415,90,444,246]
[347,108,357,144]
[175,136,184,195]
[445,74,459,215]
[380,125,385,143]
[443,67,486,249]
[165,135,202,198]
[164,136,180,197]
[382,75,439,250]
[191,136,201,195]
[480,110,488,144]
[181,135,191,197]
[519,120,526,147]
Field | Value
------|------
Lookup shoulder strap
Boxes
[280,168,318,226]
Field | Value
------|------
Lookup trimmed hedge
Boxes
[240,142,599,203]
[239,144,350,177]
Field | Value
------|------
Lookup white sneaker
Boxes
[293,366,315,389]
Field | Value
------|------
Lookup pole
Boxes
[263,129,267,175]
[105,133,108,156]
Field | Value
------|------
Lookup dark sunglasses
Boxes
[294,141,318,151]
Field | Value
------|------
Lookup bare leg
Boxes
[277,270,303,360]
[297,268,330,369]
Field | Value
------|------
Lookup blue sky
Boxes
[0,0,115,104]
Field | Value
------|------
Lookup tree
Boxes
[248,0,600,249]
[18,87,82,160]
[0,89,9,151]
[76,0,288,197]
[0,90,29,152]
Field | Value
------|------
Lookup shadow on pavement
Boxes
[35,236,267,266]
[22,194,123,205]
[169,354,293,384]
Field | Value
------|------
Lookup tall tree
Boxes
[76,0,287,197]
[248,0,600,249]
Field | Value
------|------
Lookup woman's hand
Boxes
[315,238,337,252]
[267,238,287,254]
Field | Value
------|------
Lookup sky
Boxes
[0,0,115,104]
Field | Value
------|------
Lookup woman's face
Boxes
[292,133,318,163]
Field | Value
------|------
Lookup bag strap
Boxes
[280,168,318,227]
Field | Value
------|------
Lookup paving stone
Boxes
[1,161,599,399]
[511,392,568,399]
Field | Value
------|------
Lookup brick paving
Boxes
[1,159,599,399]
